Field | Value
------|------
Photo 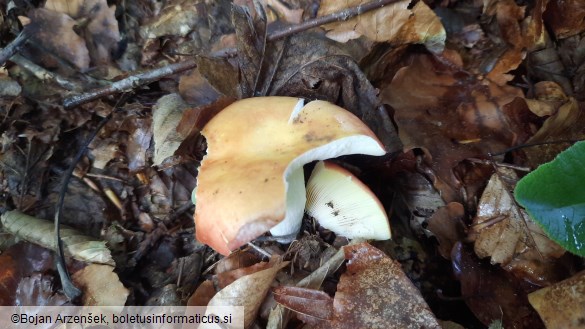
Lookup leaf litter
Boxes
[0,0,585,328]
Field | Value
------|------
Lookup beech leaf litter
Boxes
[1,0,584,328]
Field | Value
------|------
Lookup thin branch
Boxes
[11,54,81,91]
[63,59,197,109]
[0,28,30,66]
[62,0,403,108]
[267,0,404,41]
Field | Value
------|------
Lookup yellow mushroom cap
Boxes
[306,161,391,240]
[194,96,385,255]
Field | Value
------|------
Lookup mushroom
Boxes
[194,97,385,255]
[306,161,391,240]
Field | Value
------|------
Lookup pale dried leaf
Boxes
[207,261,288,327]
[152,94,190,165]
[1,210,114,266]
[72,264,129,306]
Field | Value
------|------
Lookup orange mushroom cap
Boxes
[194,97,385,255]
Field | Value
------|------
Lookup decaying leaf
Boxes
[382,53,527,202]
[528,270,585,329]
[72,264,129,306]
[472,168,565,266]
[452,242,544,327]
[152,94,190,165]
[1,210,114,266]
[207,261,288,327]
[275,243,440,329]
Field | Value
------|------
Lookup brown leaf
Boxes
[277,243,441,329]
[72,264,129,306]
[528,270,585,329]
[543,0,585,39]
[522,97,585,168]
[382,53,526,202]
[214,250,261,275]
[233,2,267,98]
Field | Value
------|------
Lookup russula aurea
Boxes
[194,97,385,255]
[306,161,391,240]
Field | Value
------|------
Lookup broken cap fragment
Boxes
[194,96,386,255]
[306,161,391,240]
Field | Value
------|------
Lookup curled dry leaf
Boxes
[139,1,202,39]
[275,243,440,329]
[528,270,585,329]
[318,0,446,53]
[1,210,114,266]
[472,168,565,266]
[543,0,585,39]
[206,261,289,328]
[382,53,527,202]
[72,264,129,306]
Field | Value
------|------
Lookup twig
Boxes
[267,0,404,41]
[63,59,197,109]
[0,28,30,66]
[10,54,81,91]
[62,0,404,108]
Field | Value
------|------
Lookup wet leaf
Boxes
[15,273,68,306]
[544,0,585,39]
[1,210,114,265]
[451,242,544,328]
[427,202,466,259]
[515,141,585,256]
[382,53,526,202]
[273,286,333,321]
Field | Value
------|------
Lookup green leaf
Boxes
[514,141,585,256]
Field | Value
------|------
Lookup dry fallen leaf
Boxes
[72,264,129,306]
[1,210,114,266]
[528,270,585,329]
[318,0,445,53]
[152,94,190,166]
[471,168,565,266]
